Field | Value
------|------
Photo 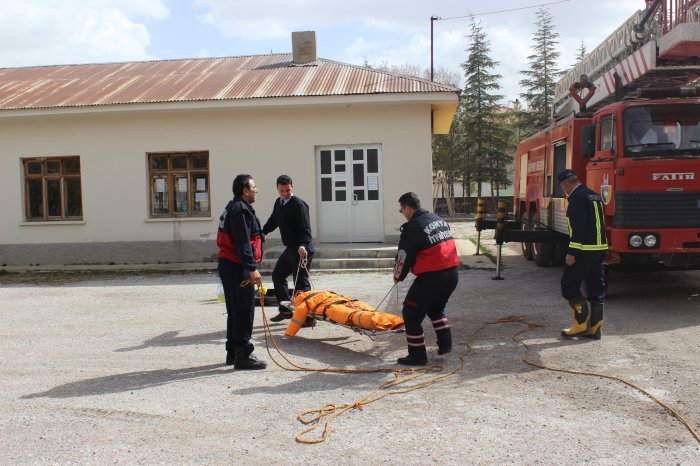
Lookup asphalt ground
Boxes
[1,222,699,464]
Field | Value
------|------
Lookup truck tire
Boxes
[521,212,533,261]
[533,241,553,266]
[551,241,568,266]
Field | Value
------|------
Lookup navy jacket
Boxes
[394,208,460,281]
[566,184,608,256]
[217,197,263,271]
[262,195,314,252]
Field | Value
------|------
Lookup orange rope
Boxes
[255,288,700,445]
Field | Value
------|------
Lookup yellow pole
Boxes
[474,198,485,255]
[493,201,506,280]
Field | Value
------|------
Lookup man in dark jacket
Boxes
[217,174,266,370]
[393,192,460,366]
[558,169,607,340]
[262,175,315,322]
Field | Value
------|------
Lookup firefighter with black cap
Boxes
[558,169,607,340]
[393,192,460,366]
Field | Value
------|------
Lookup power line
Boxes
[434,0,572,22]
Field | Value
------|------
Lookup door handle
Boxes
[352,193,358,205]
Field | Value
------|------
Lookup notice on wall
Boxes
[178,178,187,192]
[155,178,165,193]
[196,178,206,191]
[195,192,209,203]
[367,175,379,190]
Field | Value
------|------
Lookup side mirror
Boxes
[581,125,595,158]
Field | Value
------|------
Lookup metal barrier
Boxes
[474,198,569,280]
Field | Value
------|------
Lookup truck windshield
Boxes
[623,104,700,159]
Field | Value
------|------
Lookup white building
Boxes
[0,34,458,266]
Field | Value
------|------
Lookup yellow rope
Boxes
[255,288,700,445]
[257,288,455,443]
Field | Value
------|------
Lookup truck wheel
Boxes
[533,241,553,266]
[520,213,533,261]
[551,241,568,266]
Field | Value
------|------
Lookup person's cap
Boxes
[557,169,576,183]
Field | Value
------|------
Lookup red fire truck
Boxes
[513,0,700,271]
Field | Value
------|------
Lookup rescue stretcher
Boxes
[284,290,405,338]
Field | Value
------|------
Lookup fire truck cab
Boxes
[515,96,700,269]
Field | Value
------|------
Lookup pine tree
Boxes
[519,8,563,127]
[433,124,463,211]
[575,41,587,62]
[459,17,512,200]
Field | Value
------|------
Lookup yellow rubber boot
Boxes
[586,301,603,340]
[561,299,590,338]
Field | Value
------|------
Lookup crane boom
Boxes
[553,0,700,117]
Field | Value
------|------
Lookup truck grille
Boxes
[613,192,700,228]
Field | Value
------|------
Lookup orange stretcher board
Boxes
[285,290,405,337]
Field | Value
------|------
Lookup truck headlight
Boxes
[643,234,657,248]
[629,234,643,248]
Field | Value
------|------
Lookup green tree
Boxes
[365,60,461,87]
[519,8,563,127]
[575,41,587,62]
[459,17,512,202]
[432,123,463,210]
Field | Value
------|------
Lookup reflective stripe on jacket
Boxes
[566,184,608,255]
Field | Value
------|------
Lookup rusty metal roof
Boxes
[0,54,459,111]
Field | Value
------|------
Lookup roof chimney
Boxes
[292,31,316,64]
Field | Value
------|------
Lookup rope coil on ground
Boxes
[257,287,450,443]
[255,288,699,445]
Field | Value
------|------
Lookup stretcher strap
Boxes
[301,291,326,305]
[296,291,328,316]
[321,299,359,322]
[345,310,367,327]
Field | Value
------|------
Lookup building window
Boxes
[23,157,83,221]
[148,151,210,217]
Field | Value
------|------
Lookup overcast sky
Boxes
[0,0,643,103]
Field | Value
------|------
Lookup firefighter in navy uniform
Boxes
[393,192,460,366]
[217,174,266,370]
[558,169,607,340]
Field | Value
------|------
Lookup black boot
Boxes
[397,347,428,366]
[586,301,604,340]
[234,347,266,370]
[226,342,254,365]
[431,315,452,355]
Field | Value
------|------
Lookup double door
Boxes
[317,145,383,242]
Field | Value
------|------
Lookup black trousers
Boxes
[218,259,255,351]
[272,247,314,310]
[402,267,459,353]
[560,251,606,303]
